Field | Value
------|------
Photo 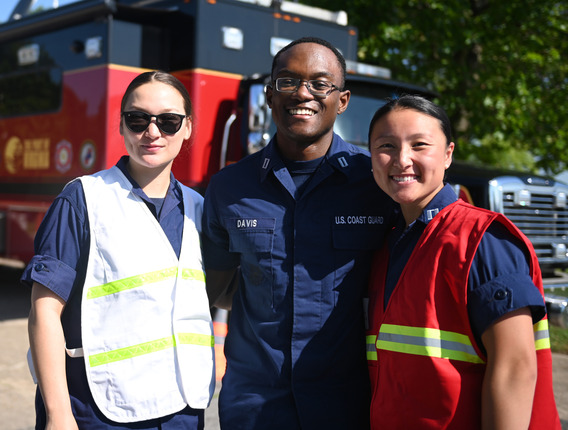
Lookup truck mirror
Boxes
[247,82,272,154]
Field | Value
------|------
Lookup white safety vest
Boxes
[76,167,214,422]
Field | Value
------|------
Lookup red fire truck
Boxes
[0,0,437,266]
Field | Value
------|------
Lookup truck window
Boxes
[0,67,62,117]
[334,93,386,149]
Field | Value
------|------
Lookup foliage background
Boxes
[302,0,567,175]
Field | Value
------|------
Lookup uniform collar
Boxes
[259,133,357,182]
[116,155,181,204]
[391,183,458,244]
[415,183,458,226]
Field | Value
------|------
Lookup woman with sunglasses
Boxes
[22,71,214,430]
[365,95,560,429]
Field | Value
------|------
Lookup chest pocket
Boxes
[332,221,385,250]
[226,217,276,299]
[226,217,276,253]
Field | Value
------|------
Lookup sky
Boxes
[0,0,20,23]
[0,0,81,23]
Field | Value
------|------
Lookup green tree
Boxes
[303,0,568,174]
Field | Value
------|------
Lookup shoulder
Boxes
[440,200,502,228]
[328,135,372,176]
[208,149,265,191]
[178,182,204,203]
[218,150,264,175]
[331,134,371,159]
[51,179,87,222]
[455,201,525,243]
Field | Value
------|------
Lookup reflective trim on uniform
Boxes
[86,267,205,299]
[178,332,215,347]
[366,335,378,361]
[181,268,206,283]
[376,323,485,364]
[534,319,551,351]
[86,267,179,299]
[89,332,214,367]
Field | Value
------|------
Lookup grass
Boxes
[551,325,568,354]
[547,287,568,354]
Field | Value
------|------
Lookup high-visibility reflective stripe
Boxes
[87,267,205,299]
[181,268,206,283]
[89,333,214,367]
[366,335,378,361]
[376,324,485,364]
[534,319,551,351]
[369,319,550,364]
[178,333,215,347]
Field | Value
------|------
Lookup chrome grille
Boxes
[502,191,568,259]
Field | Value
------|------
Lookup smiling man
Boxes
[202,37,394,430]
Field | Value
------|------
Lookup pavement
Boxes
[1,267,566,429]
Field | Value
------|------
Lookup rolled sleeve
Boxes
[468,272,545,338]
[19,179,89,303]
[21,255,77,302]
[468,221,546,341]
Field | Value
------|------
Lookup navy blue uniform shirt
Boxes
[203,134,394,430]
[20,156,203,430]
[385,184,546,352]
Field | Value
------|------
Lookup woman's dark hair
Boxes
[120,71,193,117]
[368,95,453,148]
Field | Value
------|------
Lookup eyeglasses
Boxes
[274,78,340,98]
[122,111,187,135]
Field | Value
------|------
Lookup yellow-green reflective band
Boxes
[179,332,214,347]
[89,336,174,367]
[89,332,214,367]
[366,335,378,361]
[377,324,484,364]
[181,268,205,283]
[87,267,178,299]
[534,319,551,351]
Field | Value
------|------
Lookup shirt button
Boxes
[494,289,508,300]
[34,263,45,272]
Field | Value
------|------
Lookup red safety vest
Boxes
[366,200,560,429]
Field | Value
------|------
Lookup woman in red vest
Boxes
[366,95,560,429]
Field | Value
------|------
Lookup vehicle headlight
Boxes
[555,192,567,208]
[514,189,531,207]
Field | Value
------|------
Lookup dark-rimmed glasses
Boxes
[122,111,187,135]
[274,78,340,98]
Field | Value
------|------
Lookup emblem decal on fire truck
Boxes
[80,141,96,171]
[55,140,73,173]
[4,136,24,174]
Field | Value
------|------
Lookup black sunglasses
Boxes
[122,111,187,135]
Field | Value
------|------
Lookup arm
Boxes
[202,182,240,310]
[28,282,78,430]
[480,307,537,430]
[206,268,239,310]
